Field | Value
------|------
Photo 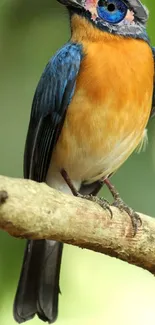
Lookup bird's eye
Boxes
[97,0,128,24]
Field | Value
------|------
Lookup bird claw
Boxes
[112,198,142,236]
[78,194,112,218]
[99,196,113,218]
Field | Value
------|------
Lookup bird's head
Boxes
[58,0,149,41]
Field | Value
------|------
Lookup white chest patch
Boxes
[84,128,148,184]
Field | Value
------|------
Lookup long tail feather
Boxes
[13,240,63,323]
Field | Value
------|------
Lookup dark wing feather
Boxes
[14,43,83,324]
[24,42,83,181]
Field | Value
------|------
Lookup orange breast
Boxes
[52,17,154,183]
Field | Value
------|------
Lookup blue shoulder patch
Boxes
[24,42,83,181]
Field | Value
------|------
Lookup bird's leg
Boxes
[104,178,142,235]
[61,169,79,196]
[61,169,112,216]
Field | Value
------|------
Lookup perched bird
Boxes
[14,0,155,323]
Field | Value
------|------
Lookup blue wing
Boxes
[150,47,155,117]
[14,43,83,325]
[24,43,83,181]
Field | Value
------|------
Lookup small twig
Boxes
[0,190,8,204]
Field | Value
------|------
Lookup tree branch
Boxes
[0,175,155,274]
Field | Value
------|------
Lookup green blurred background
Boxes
[0,1,155,324]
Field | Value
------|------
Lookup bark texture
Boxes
[0,175,155,274]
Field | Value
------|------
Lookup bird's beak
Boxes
[57,0,85,8]
[127,0,148,23]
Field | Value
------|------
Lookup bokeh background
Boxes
[0,1,155,324]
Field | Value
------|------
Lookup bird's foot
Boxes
[61,169,112,216]
[112,197,141,236]
[104,178,141,236]
[77,193,113,217]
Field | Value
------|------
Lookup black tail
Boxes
[13,240,63,323]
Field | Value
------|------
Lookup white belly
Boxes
[46,129,147,192]
[84,128,148,184]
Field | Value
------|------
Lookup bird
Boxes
[13,0,155,323]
